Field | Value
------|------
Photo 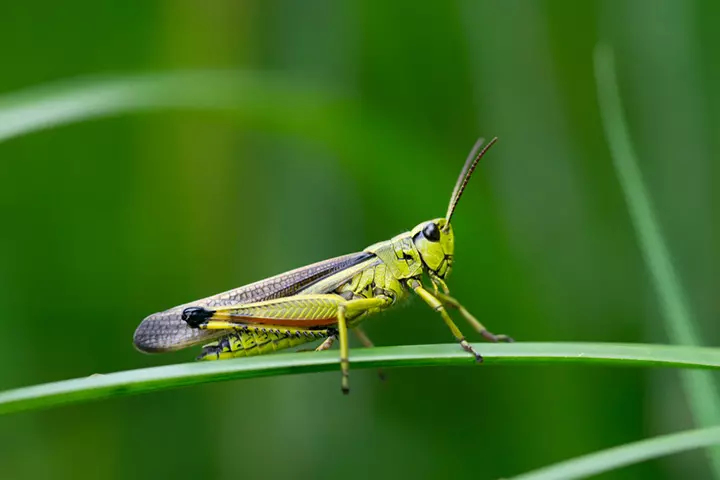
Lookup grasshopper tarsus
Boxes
[481,330,515,343]
[460,340,484,363]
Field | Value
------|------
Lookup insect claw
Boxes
[181,307,214,328]
[460,340,483,363]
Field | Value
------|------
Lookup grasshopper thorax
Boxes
[411,218,454,279]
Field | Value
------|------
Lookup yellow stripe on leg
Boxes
[199,320,242,330]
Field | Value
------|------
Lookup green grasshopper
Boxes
[133,137,512,393]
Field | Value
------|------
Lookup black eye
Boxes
[422,222,441,242]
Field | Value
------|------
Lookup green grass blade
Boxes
[2,342,720,416]
[594,45,720,475]
[511,425,720,480]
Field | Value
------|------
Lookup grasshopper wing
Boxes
[133,252,376,353]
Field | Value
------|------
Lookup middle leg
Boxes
[434,291,514,343]
[408,278,483,362]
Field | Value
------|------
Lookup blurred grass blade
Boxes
[511,425,720,480]
[0,70,343,144]
[594,44,720,475]
[2,342,720,415]
[0,71,454,203]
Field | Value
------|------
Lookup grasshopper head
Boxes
[412,218,454,278]
[412,136,497,280]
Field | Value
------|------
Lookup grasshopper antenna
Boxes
[444,136,498,229]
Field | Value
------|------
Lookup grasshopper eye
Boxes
[422,222,441,242]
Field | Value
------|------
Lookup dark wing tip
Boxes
[133,309,213,353]
[132,314,171,353]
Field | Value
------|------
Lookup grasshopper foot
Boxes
[481,330,514,343]
[182,306,213,328]
[340,355,350,395]
[460,339,484,363]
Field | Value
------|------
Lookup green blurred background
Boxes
[1,1,719,478]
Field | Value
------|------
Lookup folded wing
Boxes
[133,251,376,352]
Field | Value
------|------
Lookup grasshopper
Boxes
[133,137,512,393]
